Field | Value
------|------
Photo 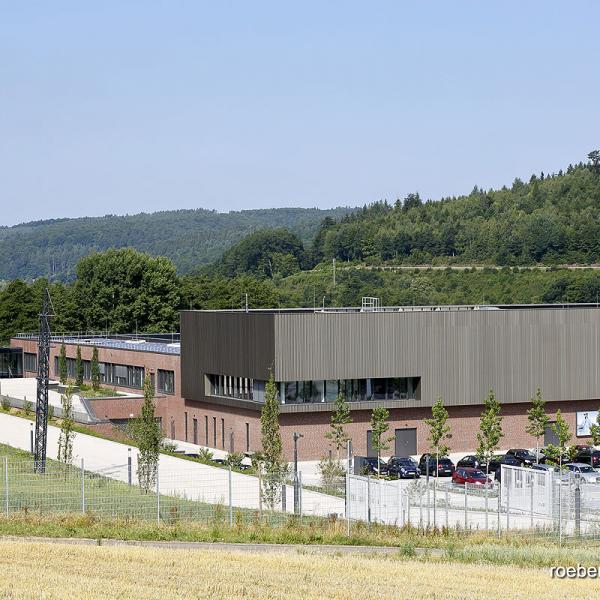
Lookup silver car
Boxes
[564,463,600,484]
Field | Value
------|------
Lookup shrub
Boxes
[160,440,178,453]
[226,452,244,470]
[23,400,32,416]
[197,448,214,463]
[1,397,10,412]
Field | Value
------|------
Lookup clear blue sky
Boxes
[1,1,599,226]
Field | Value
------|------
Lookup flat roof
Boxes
[182,302,600,315]
[13,333,181,356]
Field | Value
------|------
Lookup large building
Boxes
[181,304,600,459]
[10,303,600,460]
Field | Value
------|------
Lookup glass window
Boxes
[24,352,37,373]
[157,369,174,394]
[324,380,338,402]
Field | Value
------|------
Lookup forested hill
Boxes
[0,206,353,281]
[313,157,600,266]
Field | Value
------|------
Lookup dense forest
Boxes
[0,206,353,281]
[312,153,600,266]
[3,152,600,343]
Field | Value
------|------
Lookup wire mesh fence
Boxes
[1,454,600,545]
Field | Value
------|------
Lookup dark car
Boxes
[574,447,600,469]
[418,454,455,477]
[361,457,388,476]
[487,454,520,473]
[506,449,536,467]
[387,457,420,479]
[452,467,492,486]
[456,455,487,470]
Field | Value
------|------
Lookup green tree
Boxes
[526,388,548,461]
[75,345,83,387]
[544,410,575,469]
[130,375,163,493]
[74,248,180,334]
[476,389,503,475]
[260,372,287,508]
[58,342,67,384]
[370,407,393,477]
[324,392,352,460]
[57,386,75,466]
[91,346,100,391]
[424,397,452,478]
[588,150,600,173]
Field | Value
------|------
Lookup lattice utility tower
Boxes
[33,288,53,473]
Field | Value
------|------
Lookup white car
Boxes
[564,463,600,484]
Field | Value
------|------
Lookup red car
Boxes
[452,467,491,486]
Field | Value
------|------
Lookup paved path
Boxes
[0,412,344,517]
[0,535,442,556]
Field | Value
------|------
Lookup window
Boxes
[193,418,198,445]
[158,369,175,394]
[207,374,256,400]
[97,362,143,389]
[184,412,188,442]
[213,417,217,447]
[221,418,225,449]
[246,423,250,452]
[170,419,175,440]
[0,349,23,378]
[24,352,37,373]
[205,416,209,445]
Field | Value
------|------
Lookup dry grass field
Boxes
[0,540,598,600]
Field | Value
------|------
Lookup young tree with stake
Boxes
[130,375,163,493]
[526,387,548,462]
[424,397,452,479]
[545,410,575,470]
[476,389,503,477]
[260,372,287,509]
[75,345,84,387]
[91,346,100,391]
[320,392,352,487]
[370,406,393,478]
[57,386,76,467]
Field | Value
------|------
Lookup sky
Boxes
[1,1,599,226]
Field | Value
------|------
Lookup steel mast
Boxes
[34,288,53,473]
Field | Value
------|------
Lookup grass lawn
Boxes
[0,539,598,600]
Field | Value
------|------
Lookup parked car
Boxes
[452,467,491,486]
[361,457,388,476]
[532,463,556,473]
[387,457,420,479]
[456,455,487,470]
[418,454,455,476]
[487,454,521,473]
[505,449,536,467]
[564,463,600,484]
[573,447,600,469]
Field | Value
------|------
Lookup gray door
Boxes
[544,422,558,446]
[395,428,417,457]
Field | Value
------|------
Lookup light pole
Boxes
[293,432,304,515]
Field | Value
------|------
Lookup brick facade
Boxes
[11,338,600,461]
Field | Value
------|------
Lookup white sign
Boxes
[576,411,599,437]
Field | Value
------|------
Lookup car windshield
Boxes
[471,470,486,478]
[579,466,595,473]
[398,459,414,466]
[439,459,452,464]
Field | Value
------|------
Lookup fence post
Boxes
[397,480,402,527]
[30,423,34,454]
[258,468,263,518]
[228,465,233,527]
[558,472,562,546]
[156,463,160,526]
[530,474,534,530]
[426,476,430,528]
[485,483,489,530]
[367,475,371,525]
[433,479,437,529]
[298,471,303,518]
[80,458,85,514]
[497,479,501,537]
[464,484,468,530]
[506,472,510,531]
[127,448,132,486]
[419,484,423,529]
[575,482,581,538]
[346,473,351,536]
[445,486,449,530]
[4,457,8,518]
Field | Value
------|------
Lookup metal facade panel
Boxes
[180,311,275,401]
[273,308,600,408]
